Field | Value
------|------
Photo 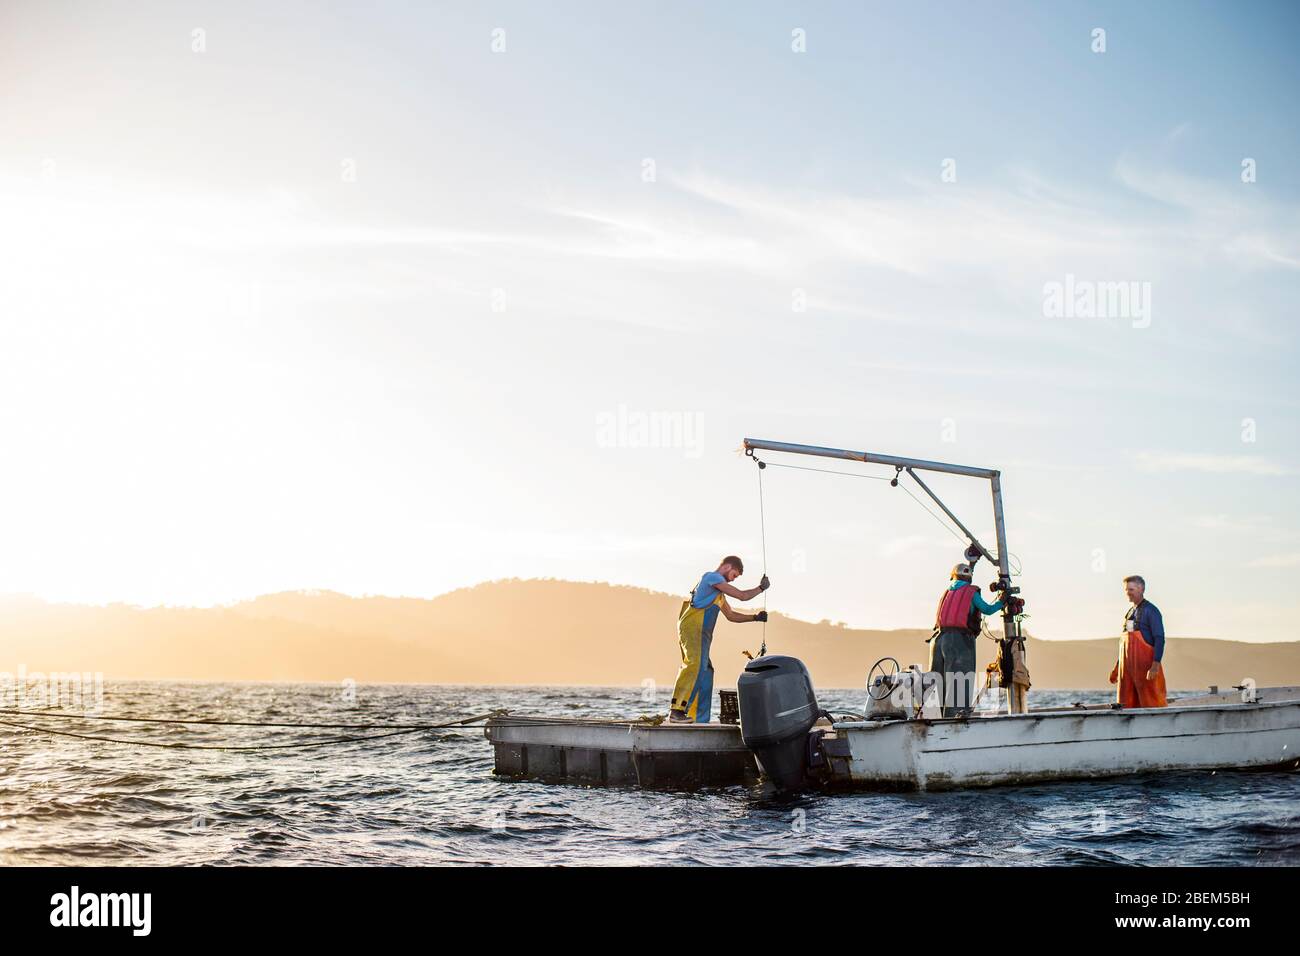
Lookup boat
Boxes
[485,714,757,787]
[484,683,1300,792]
[485,436,1300,792]
[817,684,1300,790]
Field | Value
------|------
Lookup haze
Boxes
[1,1,1297,657]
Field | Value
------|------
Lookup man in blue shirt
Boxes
[669,556,770,723]
[930,562,1004,717]
[1109,575,1167,707]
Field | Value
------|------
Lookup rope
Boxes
[897,480,969,547]
[763,455,967,547]
[973,663,1001,708]
[762,456,970,549]
[756,456,768,657]
[753,454,955,657]
[763,461,892,482]
[0,710,504,752]
[2,710,752,736]
[748,450,997,659]
[0,708,478,729]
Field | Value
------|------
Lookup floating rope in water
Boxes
[0,709,508,752]
[0,708,494,730]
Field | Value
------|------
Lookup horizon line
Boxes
[0,579,1292,645]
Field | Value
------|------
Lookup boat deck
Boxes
[485,687,1300,791]
[485,716,758,788]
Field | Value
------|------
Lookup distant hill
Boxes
[1,579,1296,690]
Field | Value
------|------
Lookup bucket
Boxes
[718,690,740,725]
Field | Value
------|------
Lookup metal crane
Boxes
[742,437,1029,713]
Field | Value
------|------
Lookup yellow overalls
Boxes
[671,589,728,722]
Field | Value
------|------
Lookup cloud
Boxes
[1114,155,1300,272]
[1134,453,1294,476]
[1192,514,1275,532]
[607,161,1300,282]
[12,151,1300,303]
[1246,552,1300,569]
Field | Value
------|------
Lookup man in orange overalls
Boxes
[1109,574,1167,707]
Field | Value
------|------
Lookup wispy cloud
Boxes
[1134,453,1294,476]
[1192,514,1276,532]
[1246,552,1300,569]
[573,161,1300,282]
[13,149,1300,289]
[1114,155,1300,271]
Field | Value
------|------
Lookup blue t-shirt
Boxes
[691,571,726,609]
[1126,600,1165,662]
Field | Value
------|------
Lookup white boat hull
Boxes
[825,690,1300,791]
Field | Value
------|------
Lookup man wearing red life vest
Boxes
[930,562,1004,717]
[1109,574,1167,707]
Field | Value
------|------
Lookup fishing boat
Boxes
[484,681,1300,791]
[486,437,1300,792]
[814,680,1300,790]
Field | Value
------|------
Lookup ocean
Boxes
[1,681,1296,866]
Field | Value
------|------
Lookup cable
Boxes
[0,711,740,738]
[755,454,958,654]
[897,481,969,547]
[0,708,475,730]
[0,718,431,751]
[763,461,892,482]
[765,456,967,547]
[757,459,768,574]
[0,710,504,752]
[756,456,768,656]
[751,451,997,658]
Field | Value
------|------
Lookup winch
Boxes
[866,657,943,720]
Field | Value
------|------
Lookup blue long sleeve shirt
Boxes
[948,579,1005,616]
[1125,600,1165,662]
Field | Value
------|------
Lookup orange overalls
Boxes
[1114,617,1167,708]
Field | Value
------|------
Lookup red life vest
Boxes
[935,583,980,632]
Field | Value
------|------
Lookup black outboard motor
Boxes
[737,655,820,791]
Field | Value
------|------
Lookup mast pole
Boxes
[990,474,1027,714]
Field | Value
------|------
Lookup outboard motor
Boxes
[737,655,820,791]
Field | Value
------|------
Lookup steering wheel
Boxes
[866,657,901,700]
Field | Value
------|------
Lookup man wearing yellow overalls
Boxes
[669,556,770,723]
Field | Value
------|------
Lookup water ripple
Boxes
[0,681,1295,865]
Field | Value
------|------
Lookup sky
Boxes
[0,1,1297,642]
